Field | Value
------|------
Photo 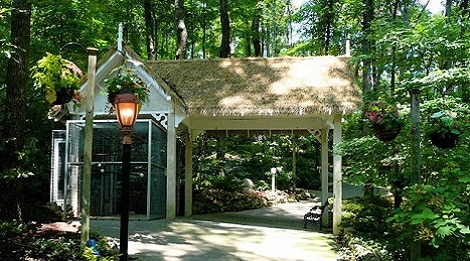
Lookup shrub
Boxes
[193,189,269,214]
[341,196,394,239]
[337,196,404,260]
[387,184,470,260]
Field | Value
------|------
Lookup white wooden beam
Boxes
[188,117,324,130]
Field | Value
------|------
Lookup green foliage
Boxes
[335,134,406,188]
[338,197,402,260]
[429,110,462,134]
[196,174,245,192]
[0,137,38,180]
[387,185,470,259]
[341,197,394,239]
[192,133,321,192]
[0,220,31,260]
[0,219,121,260]
[193,189,269,214]
[23,202,66,223]
[275,170,298,190]
[26,236,82,260]
[31,53,82,104]
[103,63,149,104]
[421,97,470,136]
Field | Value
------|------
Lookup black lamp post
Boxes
[114,91,138,261]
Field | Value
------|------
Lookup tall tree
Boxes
[219,0,230,57]
[362,0,374,94]
[144,0,156,60]
[0,0,31,221]
[175,0,188,59]
[251,2,262,57]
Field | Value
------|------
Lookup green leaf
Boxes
[411,208,439,224]
[459,226,470,234]
[435,226,453,237]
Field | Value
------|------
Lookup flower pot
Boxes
[429,132,459,149]
[372,124,401,142]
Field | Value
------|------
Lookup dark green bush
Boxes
[23,202,66,223]
[0,220,31,260]
[338,196,404,260]
[341,196,394,239]
[193,189,270,214]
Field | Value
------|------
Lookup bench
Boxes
[303,200,329,230]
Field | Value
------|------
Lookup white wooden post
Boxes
[166,98,176,219]
[81,47,98,246]
[332,114,342,235]
[321,127,329,227]
[184,130,193,217]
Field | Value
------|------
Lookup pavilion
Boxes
[49,36,361,235]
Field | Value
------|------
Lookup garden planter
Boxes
[372,124,402,142]
[429,132,459,149]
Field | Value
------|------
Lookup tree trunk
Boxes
[202,3,207,59]
[362,0,374,94]
[144,0,156,60]
[219,0,231,58]
[286,1,293,46]
[361,0,375,198]
[324,0,334,55]
[251,4,261,57]
[153,11,159,59]
[175,0,187,60]
[0,0,31,221]
[446,0,452,17]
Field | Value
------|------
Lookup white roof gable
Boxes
[69,47,187,128]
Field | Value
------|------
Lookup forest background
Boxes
[1,0,470,260]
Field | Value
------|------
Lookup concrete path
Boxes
[90,200,338,261]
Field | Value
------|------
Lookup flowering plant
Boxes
[365,100,402,129]
[103,65,149,105]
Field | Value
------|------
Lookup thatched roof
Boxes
[147,56,361,116]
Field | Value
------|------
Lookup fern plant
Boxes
[31,52,83,104]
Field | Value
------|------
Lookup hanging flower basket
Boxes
[365,100,403,142]
[31,52,83,106]
[103,64,149,108]
[372,124,402,142]
[429,131,459,149]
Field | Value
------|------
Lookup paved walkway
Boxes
[90,200,338,261]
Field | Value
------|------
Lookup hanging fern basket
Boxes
[372,124,402,142]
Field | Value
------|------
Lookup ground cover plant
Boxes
[0,203,140,261]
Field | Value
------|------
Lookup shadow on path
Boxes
[91,200,338,261]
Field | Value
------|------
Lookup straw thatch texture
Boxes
[148,56,361,116]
